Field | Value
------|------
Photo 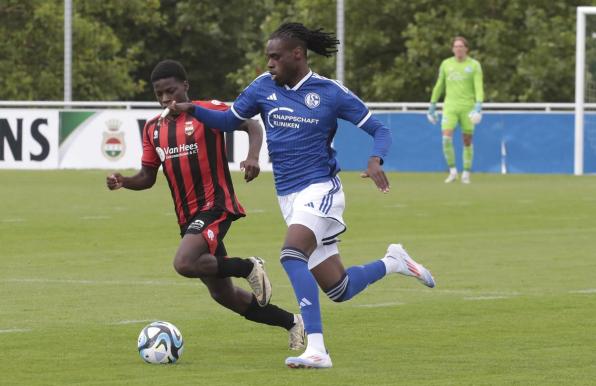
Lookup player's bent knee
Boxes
[172,254,199,278]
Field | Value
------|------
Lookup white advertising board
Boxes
[0,110,59,169]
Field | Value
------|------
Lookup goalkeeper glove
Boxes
[469,102,482,124]
[427,103,438,125]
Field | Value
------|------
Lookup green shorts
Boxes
[441,105,475,134]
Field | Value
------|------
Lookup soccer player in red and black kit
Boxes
[106,60,305,351]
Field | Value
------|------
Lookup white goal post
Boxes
[575,6,596,175]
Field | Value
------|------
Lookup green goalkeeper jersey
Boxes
[430,57,484,109]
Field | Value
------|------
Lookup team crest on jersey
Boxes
[184,121,194,136]
[102,119,126,161]
[304,92,321,109]
[465,66,473,73]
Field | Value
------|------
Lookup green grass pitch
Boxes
[1,170,595,385]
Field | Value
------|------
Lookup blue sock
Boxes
[326,260,386,302]
[280,248,322,334]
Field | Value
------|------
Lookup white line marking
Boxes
[355,302,404,308]
[396,227,596,240]
[80,215,111,220]
[444,202,470,206]
[374,287,521,296]
[464,296,514,301]
[3,278,195,287]
[1,218,25,223]
[569,289,596,294]
[249,209,267,213]
[0,328,31,334]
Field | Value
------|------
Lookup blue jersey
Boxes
[231,71,383,195]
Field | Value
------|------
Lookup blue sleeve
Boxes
[230,76,262,120]
[190,106,243,132]
[335,84,391,160]
[190,75,263,132]
[335,83,370,127]
[360,116,392,161]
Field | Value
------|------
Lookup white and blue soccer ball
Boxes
[137,321,184,364]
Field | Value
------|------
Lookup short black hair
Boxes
[270,22,339,57]
[150,60,188,83]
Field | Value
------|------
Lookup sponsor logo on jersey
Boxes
[102,119,126,161]
[184,121,194,136]
[304,92,321,109]
[267,93,277,101]
[447,69,465,81]
[155,143,198,162]
[266,107,320,129]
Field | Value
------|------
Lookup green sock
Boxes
[463,145,474,171]
[442,136,455,168]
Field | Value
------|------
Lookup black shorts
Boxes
[179,209,237,257]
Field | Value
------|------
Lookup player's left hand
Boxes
[240,158,260,182]
[361,157,390,193]
[469,102,482,124]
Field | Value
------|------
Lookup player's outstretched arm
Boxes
[237,119,262,182]
[359,117,391,193]
[166,101,243,132]
[106,166,158,191]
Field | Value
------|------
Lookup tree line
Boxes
[1,0,594,102]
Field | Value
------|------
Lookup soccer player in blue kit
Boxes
[168,22,436,369]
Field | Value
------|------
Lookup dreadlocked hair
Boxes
[270,22,339,57]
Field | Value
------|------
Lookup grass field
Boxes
[1,170,595,385]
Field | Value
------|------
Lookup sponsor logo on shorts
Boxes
[187,219,205,232]
[207,229,215,240]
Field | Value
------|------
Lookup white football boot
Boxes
[444,170,458,183]
[461,171,471,184]
[246,256,272,306]
[285,349,332,369]
[383,244,436,288]
[288,314,306,350]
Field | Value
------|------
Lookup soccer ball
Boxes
[137,321,184,364]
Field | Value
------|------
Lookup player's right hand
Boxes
[106,173,124,190]
[240,158,260,182]
[427,103,438,125]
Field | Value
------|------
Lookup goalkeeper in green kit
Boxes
[427,36,484,184]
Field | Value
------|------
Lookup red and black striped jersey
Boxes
[141,100,245,225]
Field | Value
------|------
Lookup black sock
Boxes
[242,296,295,330]
[215,255,253,278]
